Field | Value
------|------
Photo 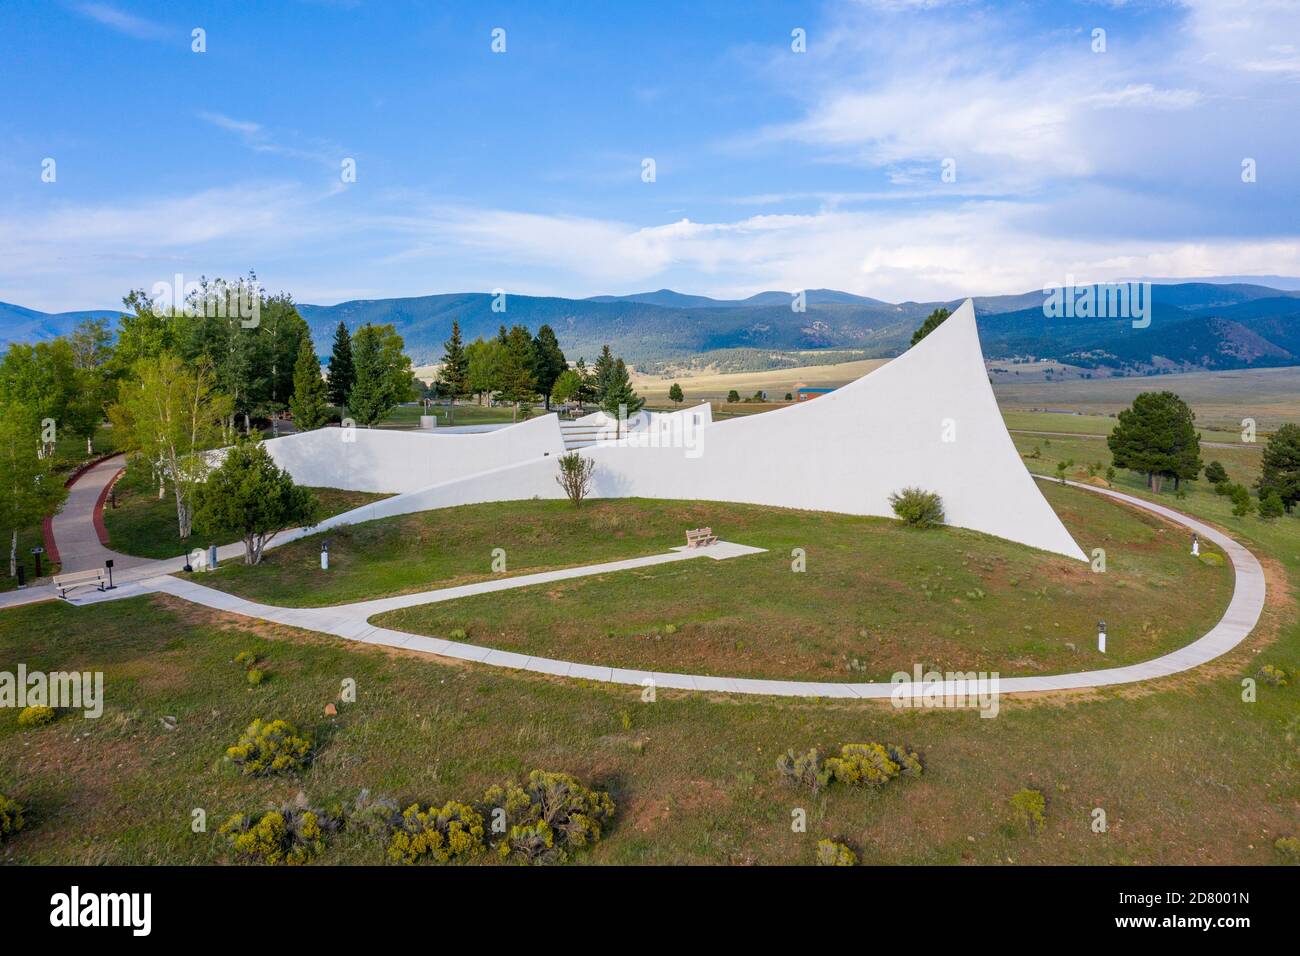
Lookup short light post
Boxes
[208,543,218,571]
[31,546,44,578]
[321,539,330,571]
[182,550,193,573]
[1097,619,1107,654]
[104,558,115,590]
[1190,532,1199,557]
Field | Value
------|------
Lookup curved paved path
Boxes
[6,466,1268,700]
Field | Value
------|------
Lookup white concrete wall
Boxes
[259,413,565,493]
[307,301,1086,560]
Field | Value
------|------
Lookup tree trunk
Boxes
[174,486,192,540]
[9,528,16,578]
[86,435,93,455]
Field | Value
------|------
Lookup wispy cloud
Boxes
[73,2,170,41]
[195,111,346,171]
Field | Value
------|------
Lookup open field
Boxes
[373,486,1230,681]
[0,488,1294,865]
[994,366,1300,432]
[632,357,888,403]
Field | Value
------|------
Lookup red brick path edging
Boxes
[42,452,120,565]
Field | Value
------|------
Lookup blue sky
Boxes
[2,0,1298,310]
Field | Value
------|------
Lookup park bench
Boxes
[53,568,106,599]
[685,527,717,548]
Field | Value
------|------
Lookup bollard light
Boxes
[1097,618,1107,654]
[31,546,44,578]
[321,538,331,571]
[104,559,115,590]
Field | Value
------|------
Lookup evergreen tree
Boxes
[1256,423,1300,513]
[348,323,414,427]
[600,358,644,437]
[289,336,329,431]
[910,307,951,347]
[574,357,597,410]
[668,382,684,404]
[495,325,537,421]
[327,321,355,408]
[531,324,567,410]
[1106,391,1201,493]
[593,344,616,403]
[436,321,470,422]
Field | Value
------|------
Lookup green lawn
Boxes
[0,529,1293,864]
[102,477,389,560]
[369,486,1230,681]
[376,403,518,429]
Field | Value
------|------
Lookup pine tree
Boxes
[495,325,537,421]
[593,345,615,403]
[910,307,951,347]
[436,321,469,423]
[1106,391,1201,493]
[668,382,684,404]
[326,321,354,408]
[531,324,567,410]
[1257,423,1300,513]
[289,336,329,431]
[600,358,644,437]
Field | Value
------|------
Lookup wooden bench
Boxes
[685,527,717,548]
[53,568,106,599]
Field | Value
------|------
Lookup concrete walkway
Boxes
[4,467,1268,700]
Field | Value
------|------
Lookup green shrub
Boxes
[225,718,313,776]
[387,801,485,864]
[1229,483,1254,517]
[888,487,945,528]
[1205,461,1228,485]
[1198,551,1225,567]
[776,748,831,793]
[0,793,25,839]
[17,705,55,728]
[220,804,334,865]
[1257,664,1289,687]
[233,650,257,668]
[826,743,899,787]
[1276,836,1300,863]
[1258,491,1285,520]
[247,668,266,687]
[816,839,857,866]
[1010,788,1047,833]
[484,770,615,864]
[449,628,467,641]
[1213,481,1231,496]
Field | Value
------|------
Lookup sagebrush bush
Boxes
[0,793,25,839]
[1257,664,1289,687]
[387,801,485,864]
[888,487,945,528]
[225,718,312,776]
[816,839,857,866]
[1010,788,1047,833]
[1275,836,1300,863]
[220,802,336,865]
[776,748,831,793]
[17,705,55,728]
[247,668,266,687]
[826,743,899,788]
[484,770,615,865]
[233,650,257,668]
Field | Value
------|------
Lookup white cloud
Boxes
[74,3,170,41]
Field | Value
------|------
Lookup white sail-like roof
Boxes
[292,298,1086,561]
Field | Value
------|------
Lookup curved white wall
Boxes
[306,301,1086,560]
[261,413,564,493]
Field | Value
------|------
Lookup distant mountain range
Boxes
[4,278,1299,377]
